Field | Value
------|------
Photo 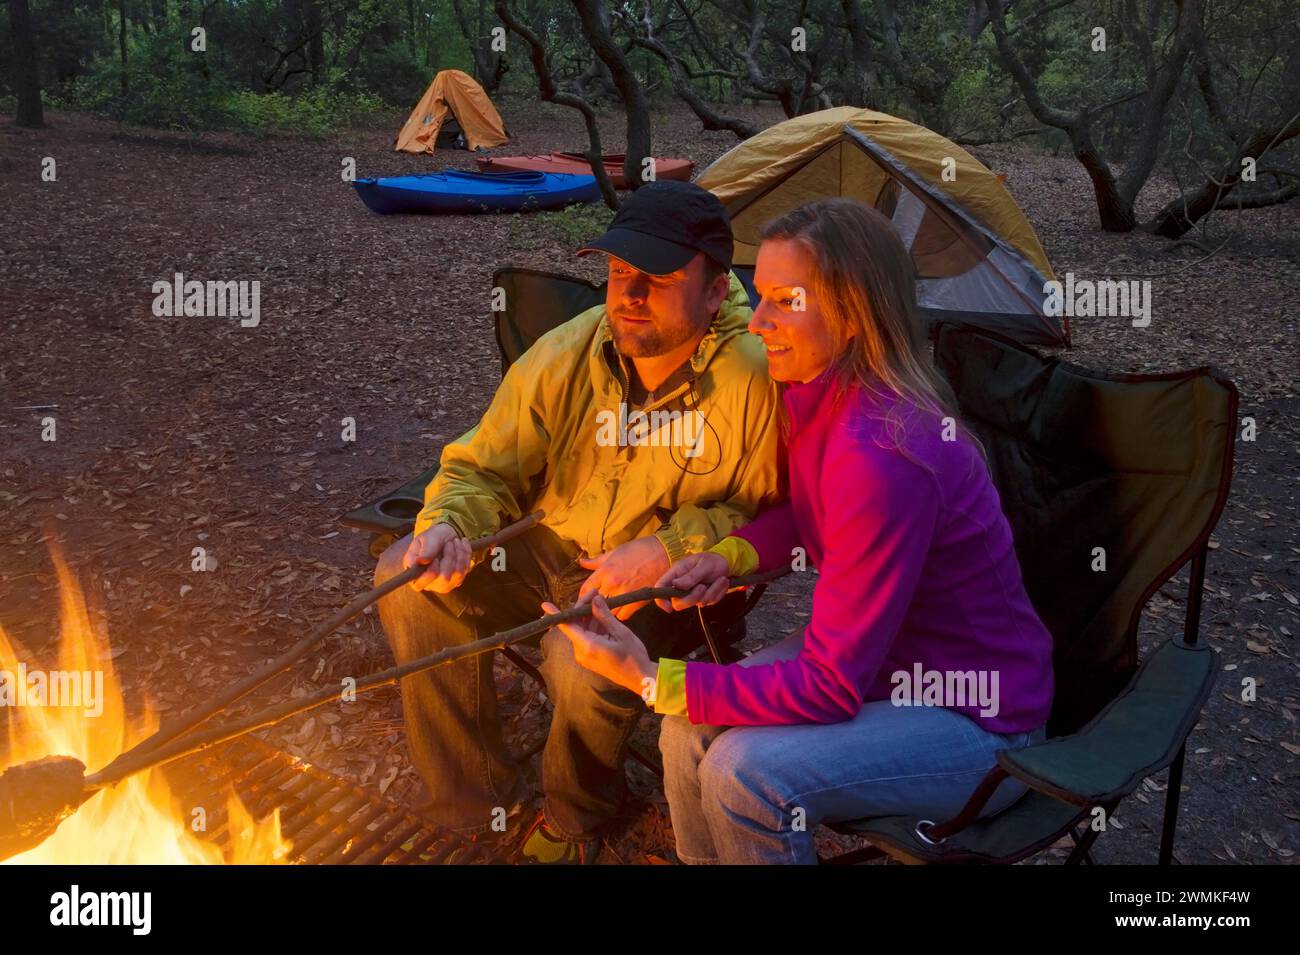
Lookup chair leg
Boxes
[1065,822,1104,865]
[1159,743,1187,865]
[1066,799,1118,865]
[1067,827,1097,865]
[500,645,544,687]
[626,739,664,778]
[1157,544,1207,864]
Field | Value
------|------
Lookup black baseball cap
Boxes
[577,180,733,275]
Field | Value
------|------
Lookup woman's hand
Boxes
[542,596,656,698]
[653,552,731,612]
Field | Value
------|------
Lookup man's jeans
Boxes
[659,632,1047,864]
[375,523,742,839]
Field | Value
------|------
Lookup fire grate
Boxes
[164,736,503,864]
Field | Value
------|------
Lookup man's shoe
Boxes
[515,812,600,865]
[438,832,501,865]
[404,797,528,864]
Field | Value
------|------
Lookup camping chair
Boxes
[821,323,1236,864]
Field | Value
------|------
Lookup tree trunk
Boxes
[1080,160,1137,231]
[119,0,128,96]
[408,0,417,59]
[571,0,652,191]
[1114,0,1202,206]
[7,0,44,127]
[49,0,87,83]
[308,0,325,85]
[838,0,874,108]
[453,0,504,92]
[474,0,483,82]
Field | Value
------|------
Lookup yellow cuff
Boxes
[652,658,688,716]
[706,536,760,576]
[655,524,689,565]
[413,506,468,540]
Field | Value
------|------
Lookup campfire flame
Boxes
[1,549,290,864]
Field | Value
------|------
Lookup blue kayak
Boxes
[353,169,600,214]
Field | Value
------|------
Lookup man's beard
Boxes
[609,311,703,358]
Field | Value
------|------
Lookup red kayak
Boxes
[475,152,693,189]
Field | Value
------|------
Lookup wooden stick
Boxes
[84,568,789,789]
[95,511,545,776]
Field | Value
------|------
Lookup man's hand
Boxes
[577,536,673,621]
[653,552,731,612]
[402,523,473,593]
[542,596,656,696]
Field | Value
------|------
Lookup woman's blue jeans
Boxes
[659,632,1047,864]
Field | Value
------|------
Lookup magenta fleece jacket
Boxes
[685,369,1055,733]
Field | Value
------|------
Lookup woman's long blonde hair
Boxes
[759,198,966,451]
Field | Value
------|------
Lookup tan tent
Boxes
[394,69,509,154]
[698,107,1065,345]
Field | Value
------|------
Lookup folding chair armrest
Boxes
[996,638,1216,806]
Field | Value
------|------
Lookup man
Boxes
[374,180,781,863]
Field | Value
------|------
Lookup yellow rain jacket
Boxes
[414,273,782,562]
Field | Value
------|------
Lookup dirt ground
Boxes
[1,93,1296,865]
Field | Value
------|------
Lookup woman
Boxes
[544,198,1054,864]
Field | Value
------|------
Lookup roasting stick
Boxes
[83,568,789,790]
[0,542,786,861]
[112,511,545,770]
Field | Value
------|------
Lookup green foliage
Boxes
[46,21,387,136]
[345,41,430,107]
[50,24,237,130]
[503,199,616,253]
[221,87,389,136]
[543,200,616,248]
[3,0,431,134]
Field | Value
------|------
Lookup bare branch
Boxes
[1147,107,1300,237]
[492,0,620,209]
[627,3,760,138]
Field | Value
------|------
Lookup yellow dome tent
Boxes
[698,107,1066,345]
[394,69,509,154]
